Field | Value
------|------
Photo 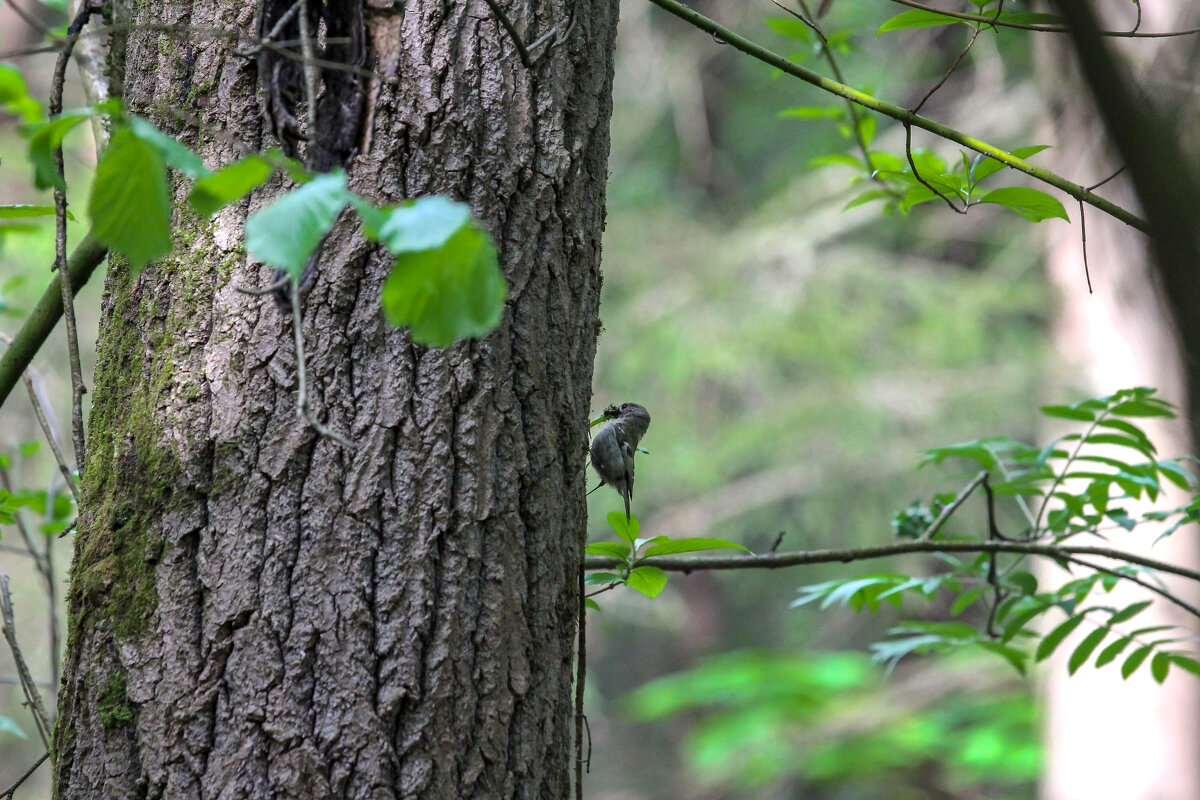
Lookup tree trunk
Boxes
[52,1,618,797]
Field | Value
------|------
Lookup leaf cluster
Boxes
[4,83,508,347]
[797,388,1200,681]
[585,511,749,602]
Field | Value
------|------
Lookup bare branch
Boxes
[0,576,53,748]
[0,751,49,800]
[584,540,1200,585]
[885,0,1200,39]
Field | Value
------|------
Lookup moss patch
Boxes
[97,673,134,731]
[66,242,212,646]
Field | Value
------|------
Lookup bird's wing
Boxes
[621,440,636,499]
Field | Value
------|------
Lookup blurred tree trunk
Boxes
[1040,3,1200,798]
[51,1,618,797]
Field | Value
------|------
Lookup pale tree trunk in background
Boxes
[51,1,618,797]
[1041,3,1200,798]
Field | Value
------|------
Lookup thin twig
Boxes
[774,0,900,200]
[289,280,353,448]
[0,22,385,83]
[1078,199,1092,293]
[2,0,52,36]
[22,371,81,503]
[910,0,1001,115]
[0,576,53,748]
[264,0,302,43]
[904,124,966,213]
[0,468,49,577]
[49,3,100,476]
[885,0,1200,38]
[918,470,986,541]
[480,0,571,68]
[0,751,49,800]
[584,583,620,599]
[644,0,1148,231]
[574,566,586,800]
[482,0,534,67]
[1074,166,1127,295]
[1067,555,1200,621]
[44,528,58,694]
[297,0,319,168]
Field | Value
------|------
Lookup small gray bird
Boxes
[589,402,652,522]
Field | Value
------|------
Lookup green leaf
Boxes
[1007,571,1038,595]
[765,16,812,39]
[381,224,507,346]
[1068,627,1109,674]
[585,541,631,559]
[877,9,962,34]
[951,587,983,615]
[978,187,1069,222]
[641,537,750,557]
[0,64,42,124]
[583,572,622,586]
[25,108,95,190]
[356,195,472,255]
[584,598,600,611]
[125,115,210,179]
[1151,651,1171,684]
[1095,636,1131,668]
[634,535,669,552]
[0,204,72,219]
[245,170,350,279]
[1168,655,1200,678]
[188,155,274,218]
[608,512,639,544]
[626,565,668,598]
[1040,404,1095,422]
[1122,645,1152,679]
[1036,614,1085,661]
[843,189,891,210]
[971,145,1050,184]
[809,153,863,170]
[1155,460,1195,490]
[0,715,27,740]
[89,126,173,270]
[1110,600,1152,624]
[977,640,1028,675]
[1002,604,1047,643]
[1111,400,1175,418]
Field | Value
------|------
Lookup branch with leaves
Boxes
[644,0,1146,231]
[585,388,1200,683]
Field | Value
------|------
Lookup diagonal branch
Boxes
[886,0,1200,39]
[0,235,108,412]
[643,0,1148,232]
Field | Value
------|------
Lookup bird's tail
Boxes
[624,492,631,523]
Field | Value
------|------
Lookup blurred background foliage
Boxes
[0,0,1069,797]
[585,1,1054,797]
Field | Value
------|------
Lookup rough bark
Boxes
[53,1,618,797]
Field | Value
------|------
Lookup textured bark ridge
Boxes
[54,0,618,797]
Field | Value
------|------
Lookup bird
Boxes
[588,402,652,522]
